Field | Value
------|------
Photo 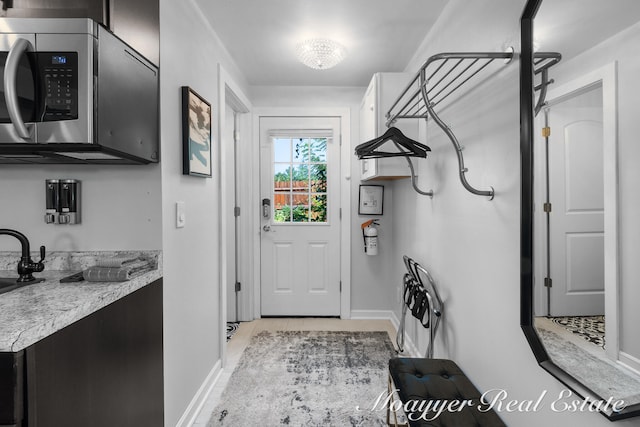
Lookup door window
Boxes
[272,136,328,223]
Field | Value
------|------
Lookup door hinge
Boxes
[543,202,552,213]
[339,208,342,220]
[235,282,241,292]
[542,126,551,138]
[339,135,342,146]
[339,281,342,292]
[544,277,552,288]
[234,206,241,217]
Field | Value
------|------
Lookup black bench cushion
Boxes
[389,358,506,427]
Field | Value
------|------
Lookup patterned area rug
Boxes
[226,322,239,341]
[208,330,396,426]
[551,315,605,349]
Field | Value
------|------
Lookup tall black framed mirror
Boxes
[520,0,640,421]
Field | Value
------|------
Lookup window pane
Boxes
[274,138,291,162]
[271,133,329,225]
[292,194,309,222]
[273,193,291,222]
[310,194,327,223]
[293,138,309,162]
[310,164,327,192]
[291,164,309,191]
[274,163,291,190]
[310,138,327,162]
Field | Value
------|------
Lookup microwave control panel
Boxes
[39,52,79,121]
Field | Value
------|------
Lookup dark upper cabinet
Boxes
[110,0,159,66]
[0,0,106,20]
[0,0,159,66]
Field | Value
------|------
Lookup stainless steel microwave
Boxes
[0,18,159,164]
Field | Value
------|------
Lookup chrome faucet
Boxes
[0,229,46,282]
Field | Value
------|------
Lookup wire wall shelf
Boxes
[386,52,514,125]
[385,51,516,199]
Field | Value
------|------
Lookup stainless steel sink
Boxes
[0,277,44,295]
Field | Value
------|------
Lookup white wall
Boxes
[386,0,640,426]
[159,1,250,425]
[0,166,162,251]
[251,85,364,109]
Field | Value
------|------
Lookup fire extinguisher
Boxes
[361,219,379,256]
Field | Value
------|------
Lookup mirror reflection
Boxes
[530,0,640,413]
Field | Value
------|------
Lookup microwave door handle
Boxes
[4,38,33,140]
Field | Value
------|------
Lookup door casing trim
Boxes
[218,64,253,371]
[533,62,619,360]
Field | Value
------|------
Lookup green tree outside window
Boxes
[273,138,328,223]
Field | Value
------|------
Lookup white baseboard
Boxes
[619,351,640,376]
[350,309,420,357]
[175,359,223,427]
[350,309,396,321]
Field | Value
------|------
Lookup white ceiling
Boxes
[193,0,449,87]
[194,0,640,88]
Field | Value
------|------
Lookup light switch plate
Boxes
[176,201,186,228]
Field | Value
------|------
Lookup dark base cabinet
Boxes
[0,351,25,426]
[1,278,163,427]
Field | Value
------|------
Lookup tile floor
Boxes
[191,318,397,426]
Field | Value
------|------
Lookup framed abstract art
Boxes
[182,86,212,177]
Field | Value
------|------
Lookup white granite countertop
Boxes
[0,251,162,353]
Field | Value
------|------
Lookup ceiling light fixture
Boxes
[295,39,347,70]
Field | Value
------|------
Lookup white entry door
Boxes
[259,116,341,316]
[548,85,605,316]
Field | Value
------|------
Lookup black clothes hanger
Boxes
[355,126,430,159]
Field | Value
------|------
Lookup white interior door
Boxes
[259,116,341,316]
[225,105,237,322]
[548,85,605,316]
